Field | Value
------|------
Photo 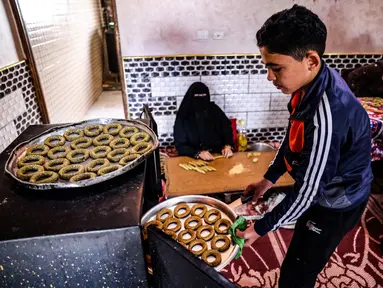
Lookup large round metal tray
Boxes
[141,195,239,272]
[5,118,159,190]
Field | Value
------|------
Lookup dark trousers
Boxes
[279,199,368,288]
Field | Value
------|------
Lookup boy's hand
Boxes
[236,224,261,247]
[243,178,273,202]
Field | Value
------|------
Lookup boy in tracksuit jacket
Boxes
[236,5,373,288]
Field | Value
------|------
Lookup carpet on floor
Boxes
[221,194,383,288]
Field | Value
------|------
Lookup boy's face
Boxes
[259,47,316,95]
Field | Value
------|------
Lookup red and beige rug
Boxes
[221,194,383,288]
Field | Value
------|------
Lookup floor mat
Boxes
[221,194,383,288]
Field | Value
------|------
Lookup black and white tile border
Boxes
[123,54,383,148]
[0,61,43,152]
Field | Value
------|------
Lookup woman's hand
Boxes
[198,151,214,161]
[222,145,233,158]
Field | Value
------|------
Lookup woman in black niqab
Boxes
[174,82,234,160]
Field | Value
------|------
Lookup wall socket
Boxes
[197,30,209,40]
[213,31,225,40]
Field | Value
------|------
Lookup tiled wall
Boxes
[0,61,43,153]
[17,0,103,123]
[123,54,383,147]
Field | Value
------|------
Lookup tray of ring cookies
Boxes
[141,195,239,272]
[5,118,159,190]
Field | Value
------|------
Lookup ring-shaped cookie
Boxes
[69,172,97,183]
[26,144,49,156]
[130,132,150,145]
[201,250,222,267]
[188,239,208,256]
[97,165,122,176]
[103,123,122,136]
[119,154,141,166]
[119,126,139,138]
[87,158,110,173]
[163,218,182,233]
[196,225,215,241]
[214,219,231,235]
[64,128,84,141]
[84,124,103,137]
[191,204,208,218]
[131,142,152,154]
[211,235,231,252]
[93,134,114,146]
[89,146,112,159]
[156,208,173,223]
[47,146,70,160]
[70,137,92,149]
[174,203,191,219]
[17,155,45,168]
[58,164,85,180]
[66,149,89,164]
[29,171,59,184]
[204,209,222,225]
[17,165,44,181]
[107,148,129,162]
[184,216,203,231]
[177,229,196,244]
[44,135,66,148]
[44,158,70,172]
[110,138,130,149]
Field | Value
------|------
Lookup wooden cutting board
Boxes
[165,152,294,197]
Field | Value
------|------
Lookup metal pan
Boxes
[141,195,239,272]
[5,118,159,190]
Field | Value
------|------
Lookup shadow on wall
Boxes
[326,3,376,52]
[89,29,104,109]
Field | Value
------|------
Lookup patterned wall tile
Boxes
[249,74,278,93]
[18,0,103,123]
[271,94,290,111]
[210,95,225,111]
[200,75,249,94]
[0,121,18,153]
[122,54,383,147]
[150,76,200,97]
[225,93,270,112]
[247,111,290,129]
[153,115,176,135]
[0,61,43,153]
[0,89,26,129]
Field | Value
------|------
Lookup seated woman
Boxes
[174,82,234,161]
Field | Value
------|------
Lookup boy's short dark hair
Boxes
[256,4,327,61]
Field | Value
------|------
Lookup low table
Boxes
[165,151,294,197]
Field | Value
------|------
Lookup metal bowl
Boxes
[249,142,276,152]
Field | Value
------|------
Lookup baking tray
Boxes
[5,118,159,190]
[141,195,239,272]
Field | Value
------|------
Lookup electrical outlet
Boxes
[213,31,225,40]
[197,30,209,40]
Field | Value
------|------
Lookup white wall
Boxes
[0,1,22,67]
[116,0,383,56]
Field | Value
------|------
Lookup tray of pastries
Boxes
[141,195,239,271]
[5,118,159,190]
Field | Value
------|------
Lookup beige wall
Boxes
[0,1,22,67]
[116,0,383,56]
[18,0,103,123]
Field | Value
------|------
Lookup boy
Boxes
[236,5,373,287]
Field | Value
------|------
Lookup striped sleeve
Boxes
[255,94,333,236]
